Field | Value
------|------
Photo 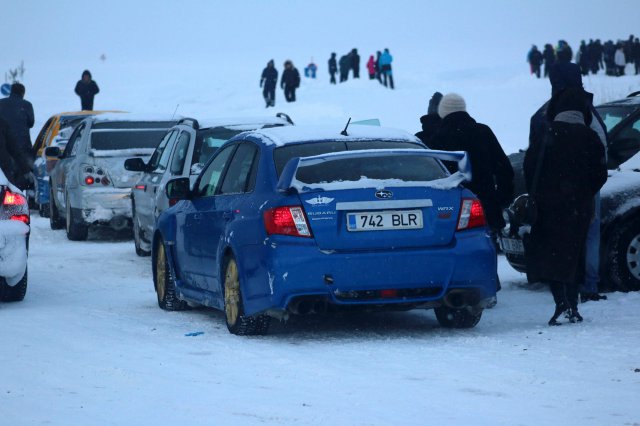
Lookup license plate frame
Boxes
[346,210,423,232]
[500,237,525,254]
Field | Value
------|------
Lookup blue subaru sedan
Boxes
[152,125,497,335]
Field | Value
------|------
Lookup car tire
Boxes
[0,268,27,302]
[603,216,640,292]
[223,256,270,336]
[133,208,150,257]
[154,239,187,311]
[434,305,483,329]
[39,202,50,218]
[49,188,64,230]
[65,196,88,241]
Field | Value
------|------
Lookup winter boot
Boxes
[568,308,583,323]
[548,302,567,326]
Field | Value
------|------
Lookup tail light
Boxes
[457,198,486,231]
[263,206,312,237]
[3,190,27,206]
[82,165,112,186]
[11,214,30,224]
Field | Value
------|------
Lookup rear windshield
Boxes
[596,106,635,132]
[296,154,447,184]
[90,130,167,151]
[273,140,427,176]
[191,127,246,166]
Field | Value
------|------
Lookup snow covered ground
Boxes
[2,1,640,424]
[2,217,640,425]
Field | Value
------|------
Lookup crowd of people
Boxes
[259,48,394,108]
[416,59,609,324]
[527,35,640,78]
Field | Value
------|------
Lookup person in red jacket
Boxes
[366,55,376,79]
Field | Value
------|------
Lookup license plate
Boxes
[347,210,423,232]
[501,237,524,254]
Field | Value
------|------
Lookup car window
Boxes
[148,130,175,171]
[195,145,236,197]
[156,131,179,173]
[33,117,54,154]
[597,106,634,133]
[64,123,86,158]
[169,131,191,175]
[191,127,246,169]
[219,143,258,194]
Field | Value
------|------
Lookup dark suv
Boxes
[501,92,640,292]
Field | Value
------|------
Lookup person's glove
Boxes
[428,92,444,115]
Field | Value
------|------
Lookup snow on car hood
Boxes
[619,151,640,172]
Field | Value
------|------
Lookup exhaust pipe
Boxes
[444,290,468,309]
[290,300,313,315]
[109,215,129,231]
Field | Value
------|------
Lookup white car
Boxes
[0,168,29,302]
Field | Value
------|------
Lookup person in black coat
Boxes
[527,45,543,78]
[542,44,556,78]
[523,88,607,325]
[415,91,443,146]
[350,48,360,78]
[339,54,350,83]
[280,60,300,102]
[0,83,34,165]
[428,93,514,232]
[0,117,32,190]
[260,60,278,108]
[328,53,337,84]
[74,70,100,110]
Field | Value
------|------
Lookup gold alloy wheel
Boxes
[224,259,240,327]
[156,243,166,303]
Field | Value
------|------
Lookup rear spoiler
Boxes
[277,149,471,193]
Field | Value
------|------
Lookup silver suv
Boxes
[124,114,293,255]
[45,113,179,240]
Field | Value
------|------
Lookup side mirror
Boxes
[124,157,147,172]
[44,146,62,158]
[166,177,191,206]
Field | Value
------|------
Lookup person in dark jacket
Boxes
[328,53,338,84]
[632,38,640,75]
[260,60,278,108]
[577,41,590,76]
[74,70,99,110]
[375,51,382,83]
[338,54,350,83]
[415,91,443,146]
[523,88,607,325]
[350,48,360,78]
[280,60,300,102]
[0,117,33,190]
[527,45,543,78]
[0,83,35,165]
[542,44,556,78]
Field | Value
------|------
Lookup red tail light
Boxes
[456,198,486,231]
[263,206,312,237]
[3,190,27,206]
[11,214,30,224]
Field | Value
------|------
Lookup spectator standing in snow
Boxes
[632,38,640,75]
[529,61,609,304]
[543,44,556,78]
[260,60,278,108]
[328,53,338,84]
[0,83,35,166]
[339,54,350,83]
[615,44,626,76]
[577,41,590,76]
[428,93,514,302]
[351,48,360,78]
[375,51,383,84]
[304,60,317,79]
[527,45,543,78]
[74,70,99,111]
[280,60,300,102]
[524,88,607,325]
[366,55,376,79]
[0,117,33,190]
[379,48,394,89]
[415,91,443,146]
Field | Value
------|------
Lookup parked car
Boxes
[45,113,179,240]
[508,91,640,196]
[0,168,30,302]
[31,111,119,217]
[124,114,293,256]
[152,125,497,335]
[501,147,640,292]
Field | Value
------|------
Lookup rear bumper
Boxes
[0,221,29,284]
[73,187,133,224]
[238,229,497,316]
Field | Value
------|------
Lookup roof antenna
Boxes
[341,117,352,136]
[171,104,180,119]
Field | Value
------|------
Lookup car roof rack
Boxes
[177,117,199,130]
[276,112,294,125]
[627,91,640,98]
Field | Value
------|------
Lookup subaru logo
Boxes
[375,190,393,199]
